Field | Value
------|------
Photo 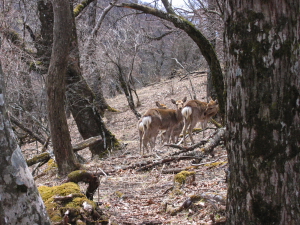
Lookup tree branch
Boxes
[113,2,225,121]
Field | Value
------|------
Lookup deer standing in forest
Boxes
[181,99,219,146]
[138,102,167,153]
[160,121,184,145]
[139,97,187,154]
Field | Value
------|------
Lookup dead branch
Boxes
[199,127,225,157]
[166,140,207,155]
[10,114,46,144]
[170,192,226,216]
[168,127,225,158]
[26,152,51,167]
[136,152,204,172]
[65,170,100,200]
[72,135,102,152]
[53,193,84,202]
[27,135,104,167]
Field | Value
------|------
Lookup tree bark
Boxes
[67,1,120,156]
[47,0,78,175]
[36,0,119,157]
[0,59,50,224]
[224,0,300,224]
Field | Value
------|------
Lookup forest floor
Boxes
[25,72,228,225]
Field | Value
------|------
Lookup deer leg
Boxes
[182,118,190,146]
[142,128,150,154]
[150,129,159,151]
[201,120,208,138]
[139,129,143,154]
[188,120,198,144]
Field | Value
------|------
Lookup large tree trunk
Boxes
[67,4,119,156]
[37,0,119,157]
[47,0,78,175]
[224,1,300,224]
[0,60,50,224]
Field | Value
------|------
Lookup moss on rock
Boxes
[38,182,96,223]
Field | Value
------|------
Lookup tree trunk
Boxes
[36,0,119,157]
[84,0,112,116]
[47,0,78,175]
[67,6,119,156]
[206,0,218,102]
[224,1,300,224]
[0,60,50,224]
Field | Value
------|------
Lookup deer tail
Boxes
[181,106,192,119]
[141,116,152,130]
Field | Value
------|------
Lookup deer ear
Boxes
[155,101,160,107]
[171,99,176,104]
[183,96,187,102]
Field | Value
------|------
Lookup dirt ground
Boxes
[27,73,228,225]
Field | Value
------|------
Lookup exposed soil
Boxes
[26,73,228,225]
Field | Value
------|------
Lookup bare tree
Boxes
[0,58,50,224]
[224,0,300,223]
[47,0,78,175]
[115,0,225,120]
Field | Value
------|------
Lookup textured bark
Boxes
[47,0,78,175]
[0,61,50,224]
[224,0,300,224]
[67,2,119,156]
[36,0,118,157]
[84,0,112,116]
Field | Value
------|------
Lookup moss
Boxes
[174,171,195,185]
[44,158,58,173]
[73,1,89,17]
[38,182,95,223]
[67,170,88,182]
[115,191,124,198]
[204,161,227,168]
[107,106,119,112]
[26,152,50,167]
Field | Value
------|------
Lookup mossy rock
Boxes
[174,171,196,185]
[38,182,96,223]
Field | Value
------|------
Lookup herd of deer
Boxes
[138,97,219,154]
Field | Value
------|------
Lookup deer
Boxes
[138,102,167,153]
[160,121,184,145]
[181,99,219,146]
[139,97,187,154]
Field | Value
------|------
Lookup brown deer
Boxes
[138,102,167,153]
[139,97,187,154]
[181,99,219,146]
[160,121,184,144]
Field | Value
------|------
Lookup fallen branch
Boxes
[72,135,102,152]
[170,192,226,216]
[199,127,225,157]
[65,170,100,200]
[166,140,207,155]
[27,135,104,167]
[10,114,46,144]
[136,152,204,172]
[26,152,51,167]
